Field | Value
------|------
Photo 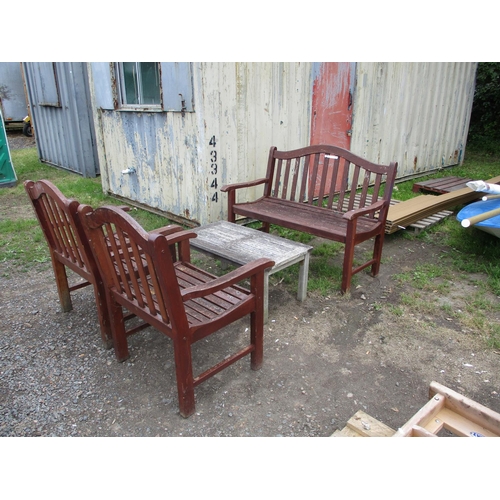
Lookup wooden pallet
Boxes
[412,176,474,194]
[394,381,500,437]
[331,381,500,437]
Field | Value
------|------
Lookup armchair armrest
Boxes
[152,228,197,263]
[221,178,269,192]
[181,258,274,301]
[343,199,387,221]
[149,224,185,236]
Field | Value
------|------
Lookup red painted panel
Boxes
[311,62,353,148]
[310,62,353,195]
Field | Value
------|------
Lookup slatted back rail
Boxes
[27,181,88,271]
[265,145,394,217]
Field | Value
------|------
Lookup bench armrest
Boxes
[343,199,388,220]
[181,258,274,301]
[221,178,269,192]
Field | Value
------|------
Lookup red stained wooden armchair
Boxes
[78,204,274,418]
[24,179,178,349]
[24,179,116,347]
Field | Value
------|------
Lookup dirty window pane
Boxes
[120,62,161,106]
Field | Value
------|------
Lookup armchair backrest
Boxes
[78,204,191,330]
[24,179,94,278]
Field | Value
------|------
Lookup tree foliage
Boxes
[468,62,500,151]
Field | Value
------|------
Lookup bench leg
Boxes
[370,233,384,277]
[263,271,269,324]
[341,240,355,294]
[250,273,265,370]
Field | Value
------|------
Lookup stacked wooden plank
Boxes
[385,175,500,234]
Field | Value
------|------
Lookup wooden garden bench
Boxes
[78,204,274,418]
[222,145,398,293]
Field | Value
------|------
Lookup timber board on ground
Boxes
[412,176,474,194]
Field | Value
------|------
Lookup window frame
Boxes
[115,62,163,111]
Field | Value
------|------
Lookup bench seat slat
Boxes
[232,198,381,241]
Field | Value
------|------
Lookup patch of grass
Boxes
[394,263,451,291]
[387,304,404,316]
[271,225,314,244]
[311,242,343,258]
[0,219,50,268]
[1,148,177,269]
[308,257,346,296]
[487,324,500,350]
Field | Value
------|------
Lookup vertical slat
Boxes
[273,159,283,197]
[98,228,122,292]
[357,170,371,209]
[326,156,340,209]
[308,153,321,205]
[299,155,310,203]
[336,159,351,211]
[281,158,292,199]
[372,173,382,203]
[105,223,134,299]
[147,254,170,322]
[40,195,64,255]
[317,155,330,203]
[46,196,81,266]
[56,204,83,266]
[347,164,361,211]
[290,157,301,202]
[128,239,151,310]
[117,228,144,307]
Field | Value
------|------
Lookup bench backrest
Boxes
[264,145,398,217]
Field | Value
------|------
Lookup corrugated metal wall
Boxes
[350,62,477,179]
[23,62,99,177]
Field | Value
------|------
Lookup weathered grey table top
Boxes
[191,220,312,268]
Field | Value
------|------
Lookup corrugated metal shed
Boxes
[23,62,99,177]
[0,62,28,124]
[23,62,477,224]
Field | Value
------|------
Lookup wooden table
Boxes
[191,221,313,323]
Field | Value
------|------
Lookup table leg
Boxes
[297,252,310,301]
[264,270,269,324]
